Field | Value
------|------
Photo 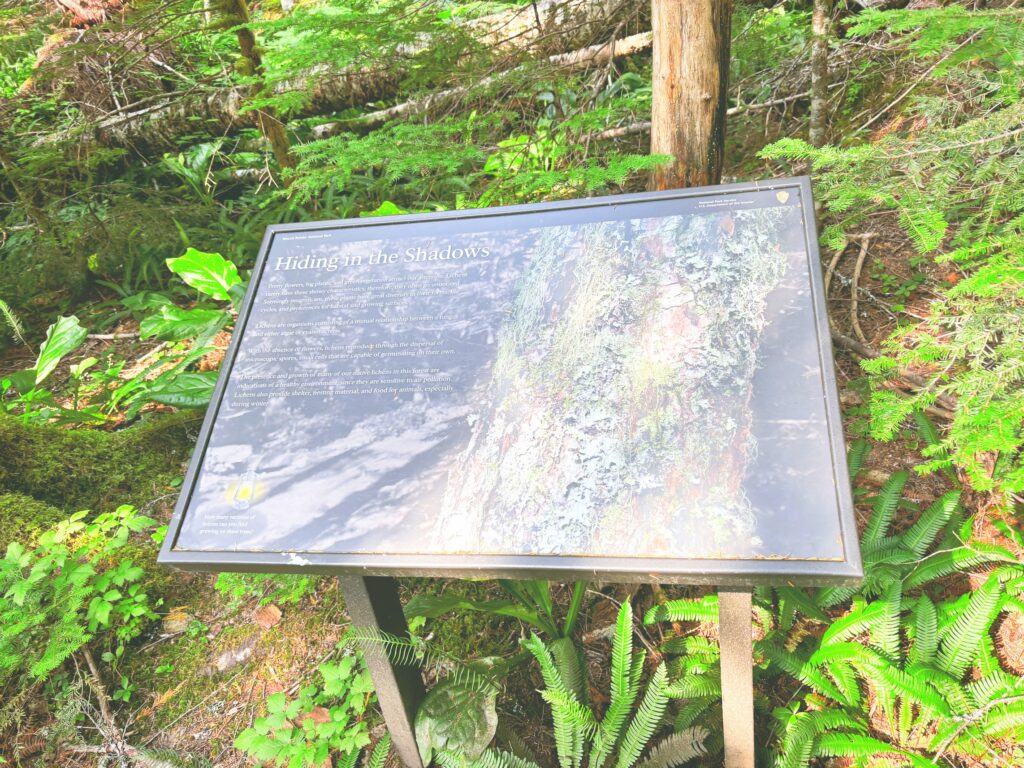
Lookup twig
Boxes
[87,332,139,340]
[81,648,116,732]
[849,232,875,344]
[858,31,981,133]
[823,243,847,296]
[593,90,812,141]
[830,330,956,419]
[313,31,653,138]
[932,694,1024,764]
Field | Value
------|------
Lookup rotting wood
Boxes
[37,0,626,155]
[312,31,654,138]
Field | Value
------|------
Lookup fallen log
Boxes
[312,30,654,139]
[39,0,630,155]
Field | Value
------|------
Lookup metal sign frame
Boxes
[158,177,862,588]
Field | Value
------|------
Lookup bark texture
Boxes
[809,0,831,148]
[649,0,733,189]
[434,208,791,558]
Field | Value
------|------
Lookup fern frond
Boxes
[0,299,27,346]
[633,727,708,768]
[937,573,1003,679]
[847,439,871,480]
[643,596,717,625]
[904,543,1016,589]
[472,749,544,768]
[813,733,933,768]
[869,582,903,658]
[591,602,638,768]
[550,637,589,704]
[368,734,391,768]
[900,492,961,557]
[614,664,669,768]
[864,471,909,546]
[907,595,938,666]
[673,698,717,731]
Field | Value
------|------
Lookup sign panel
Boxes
[159,178,862,586]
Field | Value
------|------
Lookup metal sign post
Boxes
[719,590,755,768]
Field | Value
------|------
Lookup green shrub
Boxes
[234,648,384,768]
[760,5,1024,499]
[0,505,158,719]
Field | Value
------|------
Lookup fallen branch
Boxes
[41,0,622,155]
[849,232,875,344]
[312,30,654,138]
[831,330,957,419]
[590,90,812,141]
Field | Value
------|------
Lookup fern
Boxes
[590,602,639,768]
[643,596,718,625]
[936,573,1004,679]
[632,727,707,768]
[899,492,961,557]
[614,664,669,768]
[863,471,908,547]
[0,298,27,346]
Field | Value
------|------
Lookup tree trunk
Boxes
[218,0,294,172]
[649,0,733,189]
[809,0,831,148]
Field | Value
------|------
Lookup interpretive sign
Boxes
[159,178,861,586]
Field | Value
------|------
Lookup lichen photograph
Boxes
[170,188,847,565]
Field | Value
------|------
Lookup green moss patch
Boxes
[0,492,65,551]
[0,410,200,513]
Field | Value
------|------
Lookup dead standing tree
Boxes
[809,0,831,148]
[650,0,733,189]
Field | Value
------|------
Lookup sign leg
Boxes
[339,576,425,768]
[719,588,755,768]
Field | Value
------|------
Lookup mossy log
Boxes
[0,411,200,513]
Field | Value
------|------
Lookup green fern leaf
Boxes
[614,664,669,768]
[937,573,1004,679]
[633,727,708,768]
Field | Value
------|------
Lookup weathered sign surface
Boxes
[159,178,862,586]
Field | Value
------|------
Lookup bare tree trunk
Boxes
[218,0,294,172]
[809,0,831,148]
[650,0,733,190]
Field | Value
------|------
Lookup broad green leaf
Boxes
[140,306,227,341]
[415,678,497,764]
[167,248,241,301]
[146,371,218,408]
[404,594,542,627]
[34,315,87,385]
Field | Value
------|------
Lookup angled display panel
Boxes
[159,178,862,586]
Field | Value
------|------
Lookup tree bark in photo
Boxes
[650,0,733,190]
[809,0,831,148]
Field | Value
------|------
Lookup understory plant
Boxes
[0,247,245,424]
[234,646,389,768]
[429,600,708,768]
[645,442,1024,767]
[405,580,588,639]
[759,6,1024,500]
[0,505,158,731]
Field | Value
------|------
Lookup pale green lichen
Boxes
[437,207,793,559]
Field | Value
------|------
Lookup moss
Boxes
[0,410,201,513]
[0,492,66,551]
[399,578,524,660]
